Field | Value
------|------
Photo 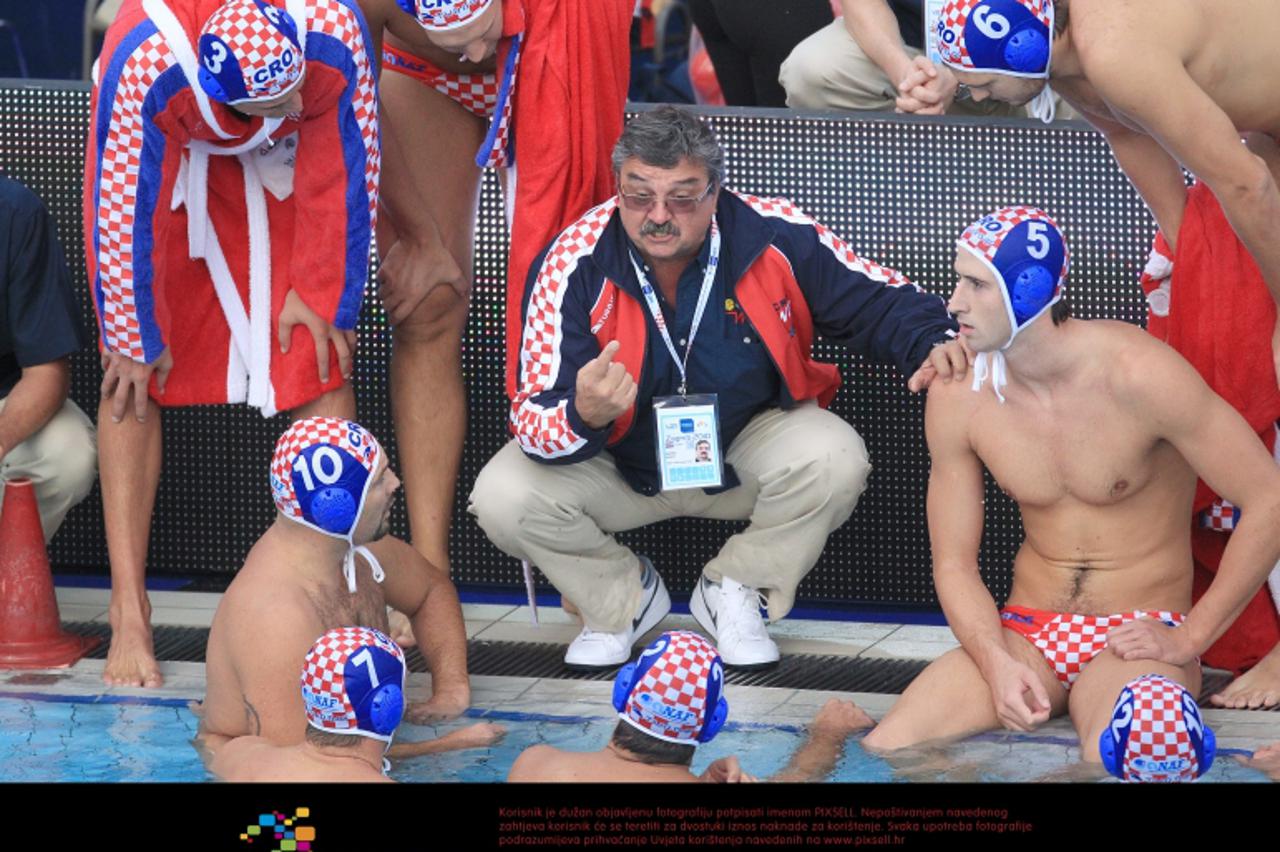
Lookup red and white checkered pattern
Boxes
[301,626,403,732]
[269,416,382,521]
[622,631,718,742]
[959,204,1069,286]
[1029,610,1185,688]
[96,31,177,361]
[307,0,381,225]
[1120,675,1199,781]
[1199,498,1240,531]
[411,0,492,32]
[937,0,1052,70]
[477,36,520,169]
[201,0,303,101]
[510,199,618,459]
[381,45,497,119]
[738,192,918,291]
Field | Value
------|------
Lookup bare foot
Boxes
[103,613,162,688]
[1235,743,1280,781]
[386,608,417,649]
[1210,644,1280,709]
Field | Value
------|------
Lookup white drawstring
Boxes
[1029,85,1056,124]
[971,350,1009,403]
[343,545,386,595]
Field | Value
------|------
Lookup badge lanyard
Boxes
[627,219,720,398]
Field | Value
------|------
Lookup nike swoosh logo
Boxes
[633,583,657,631]
[701,578,718,630]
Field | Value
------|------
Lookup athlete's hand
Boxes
[1107,618,1198,666]
[574,341,637,430]
[908,337,974,392]
[895,56,957,116]
[278,289,355,385]
[810,698,875,736]
[989,657,1053,731]
[699,755,759,783]
[101,347,173,423]
[403,684,470,725]
[378,237,467,326]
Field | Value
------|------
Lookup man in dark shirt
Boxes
[470,106,967,669]
[0,176,95,541]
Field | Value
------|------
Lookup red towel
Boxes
[1144,181,1280,674]
[503,0,633,399]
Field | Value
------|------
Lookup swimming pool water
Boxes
[0,694,1269,783]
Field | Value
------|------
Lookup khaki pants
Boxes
[0,398,97,542]
[469,404,870,633]
[779,18,1024,117]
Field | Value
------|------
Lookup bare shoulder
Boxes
[1072,0,1193,73]
[1097,320,1208,412]
[507,744,560,782]
[924,369,983,445]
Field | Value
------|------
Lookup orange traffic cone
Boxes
[0,479,98,667]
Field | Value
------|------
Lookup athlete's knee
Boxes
[1097,674,1216,782]
[392,284,471,347]
[777,40,828,109]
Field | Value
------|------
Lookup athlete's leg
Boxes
[1069,647,1201,764]
[99,395,163,688]
[380,71,486,574]
[863,627,1067,751]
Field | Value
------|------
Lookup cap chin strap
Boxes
[1028,85,1056,123]
[971,349,1011,403]
[343,545,386,595]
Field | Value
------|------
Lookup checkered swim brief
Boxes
[381,43,497,119]
[999,605,1186,689]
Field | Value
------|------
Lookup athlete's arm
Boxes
[1079,107,1188,250]
[925,384,1052,730]
[1109,344,1280,663]
[369,537,471,721]
[1080,29,1280,307]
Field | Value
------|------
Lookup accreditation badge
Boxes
[653,394,723,491]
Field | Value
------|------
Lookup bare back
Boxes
[945,321,1199,614]
[211,737,391,782]
[202,526,391,745]
[507,745,700,783]
[1057,0,1280,136]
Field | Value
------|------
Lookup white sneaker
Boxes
[564,556,671,669]
[689,575,780,667]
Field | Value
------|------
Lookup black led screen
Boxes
[1,82,1154,608]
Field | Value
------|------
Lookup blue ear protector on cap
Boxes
[992,218,1065,328]
[290,443,371,536]
[963,0,1050,75]
[1099,677,1216,781]
[197,0,301,104]
[345,644,406,736]
[612,634,729,744]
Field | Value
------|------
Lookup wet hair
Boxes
[610,721,696,766]
[305,726,363,749]
[1051,298,1070,325]
[611,105,726,188]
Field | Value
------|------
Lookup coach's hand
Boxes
[278,289,355,385]
[101,347,172,423]
[574,341,637,430]
[908,337,974,392]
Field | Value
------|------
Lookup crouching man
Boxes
[862,208,1280,781]
[471,105,965,669]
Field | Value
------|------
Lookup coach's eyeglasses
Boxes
[617,181,716,214]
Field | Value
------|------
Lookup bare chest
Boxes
[971,401,1158,508]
